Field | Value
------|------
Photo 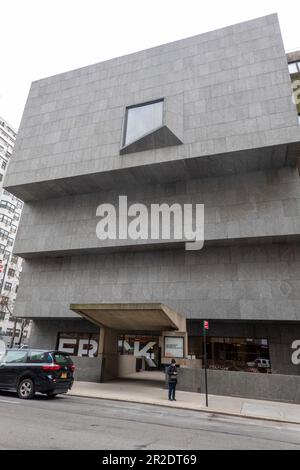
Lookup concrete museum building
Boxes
[4,14,300,401]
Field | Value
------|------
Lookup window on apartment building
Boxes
[11,255,18,264]
[0,174,3,182]
[1,160,7,170]
[3,250,10,260]
[4,282,12,291]
[123,99,164,146]
[10,225,17,234]
[0,228,9,240]
[0,312,5,320]
[0,243,5,253]
[7,238,14,247]
[0,296,9,305]
[13,214,19,221]
[0,215,12,226]
[4,331,21,340]
[8,268,15,277]
[0,201,15,213]
[16,201,23,210]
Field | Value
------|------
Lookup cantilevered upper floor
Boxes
[4,13,300,201]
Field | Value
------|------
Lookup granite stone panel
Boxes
[14,243,300,322]
[4,14,300,199]
[177,368,300,402]
[13,167,300,256]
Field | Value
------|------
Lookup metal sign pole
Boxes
[203,321,208,407]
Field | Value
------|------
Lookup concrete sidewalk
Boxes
[69,373,300,425]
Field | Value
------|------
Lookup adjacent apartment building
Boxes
[4,14,300,400]
[0,117,29,345]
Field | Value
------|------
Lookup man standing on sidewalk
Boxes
[167,359,178,401]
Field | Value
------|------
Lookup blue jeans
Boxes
[168,382,176,400]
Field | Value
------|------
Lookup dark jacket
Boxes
[167,364,178,384]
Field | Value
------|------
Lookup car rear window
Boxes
[4,351,27,363]
[28,351,52,363]
[53,353,73,365]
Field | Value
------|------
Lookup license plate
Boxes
[61,372,67,379]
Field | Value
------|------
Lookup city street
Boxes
[0,393,300,450]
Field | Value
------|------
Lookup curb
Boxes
[68,392,300,426]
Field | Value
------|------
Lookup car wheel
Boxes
[17,378,35,399]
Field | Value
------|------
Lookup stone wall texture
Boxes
[178,368,300,403]
[4,14,300,200]
[15,243,300,323]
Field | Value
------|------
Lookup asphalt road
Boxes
[0,392,300,450]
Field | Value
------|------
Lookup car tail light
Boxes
[42,364,61,372]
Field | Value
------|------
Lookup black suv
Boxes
[0,349,75,399]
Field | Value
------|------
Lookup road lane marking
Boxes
[0,399,20,405]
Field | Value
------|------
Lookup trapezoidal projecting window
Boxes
[123,99,164,147]
[120,97,182,155]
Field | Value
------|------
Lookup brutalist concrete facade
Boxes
[4,14,300,394]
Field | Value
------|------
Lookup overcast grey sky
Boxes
[1,0,299,130]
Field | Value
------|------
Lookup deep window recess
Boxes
[123,99,164,146]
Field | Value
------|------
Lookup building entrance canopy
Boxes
[70,303,186,332]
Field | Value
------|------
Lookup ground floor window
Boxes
[57,332,99,357]
[188,336,271,373]
[118,334,160,369]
